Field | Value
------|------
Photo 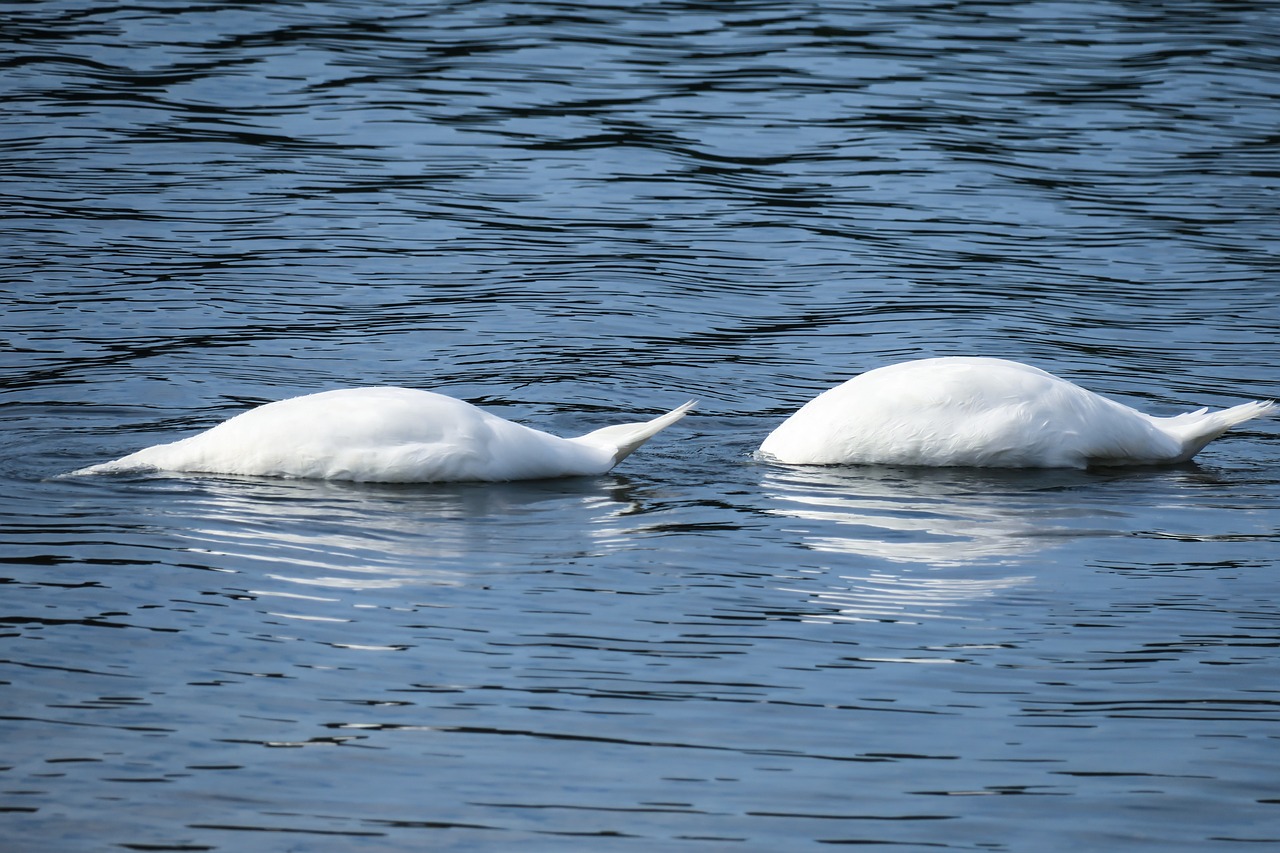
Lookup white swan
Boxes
[74,388,695,483]
[759,357,1271,469]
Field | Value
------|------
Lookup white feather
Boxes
[759,357,1272,469]
[74,388,695,483]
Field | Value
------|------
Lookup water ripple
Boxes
[4,1,1280,850]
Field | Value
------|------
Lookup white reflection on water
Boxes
[761,464,1098,566]
[779,567,1033,625]
[156,474,644,590]
[758,465,1102,623]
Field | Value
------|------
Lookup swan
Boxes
[74,388,695,483]
[758,357,1272,469]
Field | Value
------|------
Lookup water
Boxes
[3,1,1279,850]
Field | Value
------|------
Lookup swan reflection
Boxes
[165,475,647,590]
[759,465,1105,622]
[777,566,1034,624]
[762,464,1100,567]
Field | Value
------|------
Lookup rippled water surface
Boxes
[3,1,1279,850]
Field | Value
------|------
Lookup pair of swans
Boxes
[75,357,1272,483]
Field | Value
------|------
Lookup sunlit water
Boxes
[3,1,1279,850]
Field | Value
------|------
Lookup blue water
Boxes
[2,1,1279,850]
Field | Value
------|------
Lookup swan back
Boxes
[76,389,695,483]
[759,357,1269,468]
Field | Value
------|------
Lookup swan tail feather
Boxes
[575,400,696,465]
[1162,399,1273,461]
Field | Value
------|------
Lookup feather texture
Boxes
[759,357,1271,468]
[75,388,695,483]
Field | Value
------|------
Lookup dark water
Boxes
[3,1,1279,850]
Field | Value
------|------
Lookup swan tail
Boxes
[575,400,696,465]
[1160,399,1274,461]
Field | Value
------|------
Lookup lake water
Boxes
[2,1,1278,850]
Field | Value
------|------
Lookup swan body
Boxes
[75,388,695,483]
[759,357,1271,469]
